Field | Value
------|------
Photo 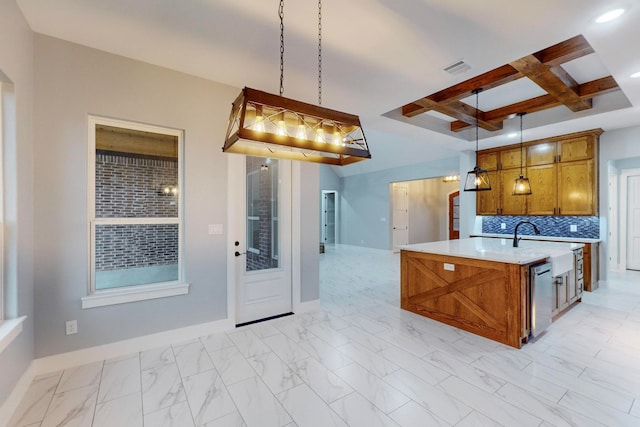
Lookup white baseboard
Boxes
[33,317,234,375]
[0,361,36,426]
[296,299,321,314]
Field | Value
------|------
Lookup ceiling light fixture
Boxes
[512,113,532,196]
[595,8,625,23]
[222,0,371,166]
[464,89,492,192]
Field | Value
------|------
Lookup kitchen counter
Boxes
[402,237,582,265]
[400,237,582,348]
[471,233,601,244]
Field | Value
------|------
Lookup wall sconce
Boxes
[162,184,178,196]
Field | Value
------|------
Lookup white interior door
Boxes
[628,175,640,271]
[392,182,409,251]
[233,156,292,325]
[322,191,337,245]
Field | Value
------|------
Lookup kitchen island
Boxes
[400,237,582,348]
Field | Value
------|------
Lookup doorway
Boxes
[391,182,409,251]
[230,156,293,325]
[449,191,460,240]
[322,190,338,245]
[619,169,640,272]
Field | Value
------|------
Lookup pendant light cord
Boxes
[318,0,322,105]
[519,113,524,176]
[279,0,285,96]
[474,89,480,154]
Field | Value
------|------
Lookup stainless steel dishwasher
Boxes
[530,262,553,337]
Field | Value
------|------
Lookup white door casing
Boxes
[627,175,640,271]
[228,155,293,325]
[392,182,409,252]
[322,190,338,244]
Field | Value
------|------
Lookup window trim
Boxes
[86,116,187,308]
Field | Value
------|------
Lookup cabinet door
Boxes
[501,169,527,215]
[527,164,556,215]
[500,147,525,170]
[558,136,594,162]
[478,151,499,171]
[557,160,595,215]
[476,171,500,215]
[527,142,556,166]
[555,275,569,311]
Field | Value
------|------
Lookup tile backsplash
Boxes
[482,216,599,239]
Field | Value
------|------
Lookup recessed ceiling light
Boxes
[631,71,640,78]
[595,8,626,23]
[507,132,518,138]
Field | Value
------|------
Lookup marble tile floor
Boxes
[9,244,640,427]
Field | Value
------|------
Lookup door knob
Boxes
[235,251,246,257]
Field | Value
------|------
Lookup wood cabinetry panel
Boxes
[401,250,525,348]
[527,164,557,215]
[527,142,556,166]
[476,171,500,215]
[557,160,595,215]
[501,169,527,215]
[558,136,593,162]
[478,151,499,171]
[501,147,526,170]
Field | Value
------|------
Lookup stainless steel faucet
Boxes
[513,221,541,247]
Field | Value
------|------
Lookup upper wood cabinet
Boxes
[527,142,556,166]
[478,151,499,171]
[500,147,526,170]
[476,171,500,215]
[475,129,601,216]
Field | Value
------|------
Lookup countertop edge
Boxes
[471,233,601,244]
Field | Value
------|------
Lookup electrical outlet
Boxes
[570,224,577,232]
[501,223,506,230]
[208,224,223,235]
[444,263,455,271]
[66,320,78,335]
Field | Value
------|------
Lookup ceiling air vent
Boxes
[444,60,471,75]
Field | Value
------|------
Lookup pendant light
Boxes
[512,112,532,195]
[464,89,492,191]
[222,0,371,166]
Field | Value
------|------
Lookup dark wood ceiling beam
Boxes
[415,98,503,131]
[401,64,521,118]
[450,75,619,132]
[510,55,592,112]
[533,34,594,67]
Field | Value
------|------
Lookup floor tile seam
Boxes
[167,343,197,425]
[172,343,217,381]
[15,373,63,427]
[387,398,450,426]
[579,364,640,393]
[275,380,344,425]
[440,376,543,426]
[557,392,639,426]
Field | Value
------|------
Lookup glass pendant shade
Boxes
[464,166,492,191]
[223,87,371,166]
[512,175,532,195]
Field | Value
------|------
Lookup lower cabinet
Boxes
[552,249,584,317]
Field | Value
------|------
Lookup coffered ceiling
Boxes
[15,0,640,177]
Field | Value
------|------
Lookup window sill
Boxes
[0,316,27,354]
[81,281,190,309]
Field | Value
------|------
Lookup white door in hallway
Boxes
[628,175,640,270]
[231,156,292,324]
[392,182,409,251]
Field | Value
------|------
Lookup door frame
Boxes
[226,155,302,326]
[321,190,339,245]
[390,182,409,252]
[448,190,460,240]
[620,168,640,271]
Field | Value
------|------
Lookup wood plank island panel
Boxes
[401,250,529,348]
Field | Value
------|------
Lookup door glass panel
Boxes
[246,157,279,272]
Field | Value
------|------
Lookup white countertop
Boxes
[471,233,601,244]
[401,237,583,265]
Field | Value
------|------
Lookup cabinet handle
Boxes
[558,207,561,215]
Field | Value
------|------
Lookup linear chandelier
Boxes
[222,0,371,166]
